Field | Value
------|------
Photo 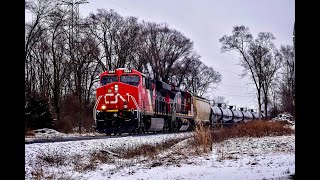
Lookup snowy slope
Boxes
[25,133,294,180]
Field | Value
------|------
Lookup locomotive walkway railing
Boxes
[126,93,140,122]
[93,95,103,121]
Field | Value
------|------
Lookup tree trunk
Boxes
[257,91,262,120]
[264,98,268,120]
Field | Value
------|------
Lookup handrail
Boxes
[126,93,140,120]
[93,95,102,121]
[126,93,139,110]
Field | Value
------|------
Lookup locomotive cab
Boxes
[94,68,147,134]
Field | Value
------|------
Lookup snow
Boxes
[25,132,295,180]
[105,153,294,180]
[272,113,295,125]
[25,128,103,141]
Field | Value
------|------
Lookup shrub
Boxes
[192,124,213,153]
[25,94,54,131]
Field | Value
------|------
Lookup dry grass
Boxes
[89,149,116,166]
[191,124,213,153]
[114,137,188,159]
[25,128,35,136]
[212,120,294,143]
[71,154,97,172]
[30,167,44,180]
[37,150,67,167]
[31,155,75,180]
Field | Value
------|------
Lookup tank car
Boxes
[231,106,244,123]
[210,104,265,126]
[192,96,212,125]
[210,103,234,124]
[240,107,254,122]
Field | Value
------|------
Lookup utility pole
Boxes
[59,0,89,134]
[60,0,89,46]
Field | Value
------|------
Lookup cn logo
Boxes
[104,93,126,104]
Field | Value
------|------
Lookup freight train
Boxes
[93,68,264,135]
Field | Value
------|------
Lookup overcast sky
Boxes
[25,0,295,110]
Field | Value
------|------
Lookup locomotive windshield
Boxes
[120,75,140,86]
[101,75,118,86]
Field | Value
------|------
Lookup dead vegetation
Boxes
[191,124,213,153]
[113,136,190,159]
[25,128,35,136]
[211,120,294,143]
[37,150,67,167]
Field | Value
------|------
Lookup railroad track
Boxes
[25,131,192,144]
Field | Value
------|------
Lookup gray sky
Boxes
[25,0,295,110]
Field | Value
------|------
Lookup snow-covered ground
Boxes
[25,132,294,180]
[25,128,102,140]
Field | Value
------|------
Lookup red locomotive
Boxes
[93,68,200,134]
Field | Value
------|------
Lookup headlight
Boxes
[101,105,106,110]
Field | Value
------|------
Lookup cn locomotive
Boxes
[93,68,263,134]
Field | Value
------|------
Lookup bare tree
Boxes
[45,8,70,122]
[279,45,295,116]
[220,26,281,119]
[250,32,282,119]
[169,53,200,87]
[139,22,193,83]
[25,0,55,97]
[25,0,54,60]
[212,96,229,105]
[183,61,221,97]
[112,16,141,68]
[86,9,123,70]
[25,0,69,122]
